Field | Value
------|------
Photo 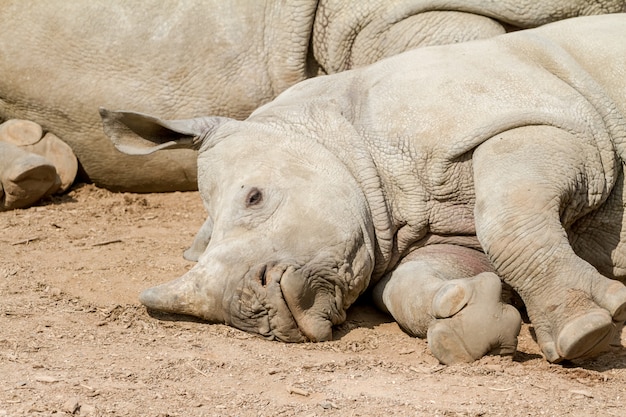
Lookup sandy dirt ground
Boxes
[1,183,625,417]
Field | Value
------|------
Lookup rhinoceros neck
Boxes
[315,121,401,279]
[316,112,480,277]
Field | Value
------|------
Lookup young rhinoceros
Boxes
[101,14,626,364]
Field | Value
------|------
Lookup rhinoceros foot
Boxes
[0,142,58,210]
[527,279,626,363]
[554,310,615,361]
[427,273,522,365]
[0,120,77,193]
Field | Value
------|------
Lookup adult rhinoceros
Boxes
[2,0,625,207]
[101,14,626,364]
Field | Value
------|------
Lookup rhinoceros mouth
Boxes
[227,263,309,343]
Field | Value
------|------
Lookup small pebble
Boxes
[81,404,97,416]
[286,386,310,397]
[570,389,593,398]
[320,401,339,409]
[62,397,80,414]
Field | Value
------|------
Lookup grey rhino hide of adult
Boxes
[2,0,626,194]
[101,14,626,364]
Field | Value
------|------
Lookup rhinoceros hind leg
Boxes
[427,273,522,365]
[373,245,522,364]
[0,142,58,210]
[0,120,77,192]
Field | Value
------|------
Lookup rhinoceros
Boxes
[100,14,626,364]
[2,0,626,208]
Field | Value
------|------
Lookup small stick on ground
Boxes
[286,386,310,397]
[187,363,210,378]
[488,386,515,392]
[91,239,122,247]
[11,237,40,245]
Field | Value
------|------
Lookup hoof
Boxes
[1,150,58,210]
[427,273,521,365]
[603,281,626,322]
[0,119,43,146]
[431,281,470,318]
[613,302,626,322]
[427,303,521,365]
[27,132,78,192]
[536,280,626,362]
[0,120,77,192]
[427,322,474,364]
[554,310,615,362]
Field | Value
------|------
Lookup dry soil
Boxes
[1,184,625,416]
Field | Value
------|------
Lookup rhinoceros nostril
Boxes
[255,265,268,287]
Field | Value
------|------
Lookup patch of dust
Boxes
[1,184,625,416]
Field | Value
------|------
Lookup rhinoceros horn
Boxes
[99,108,230,155]
[139,265,226,323]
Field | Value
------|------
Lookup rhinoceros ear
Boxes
[99,108,231,155]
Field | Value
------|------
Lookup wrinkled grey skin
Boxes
[2,0,625,193]
[102,14,626,364]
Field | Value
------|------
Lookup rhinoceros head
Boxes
[100,109,375,342]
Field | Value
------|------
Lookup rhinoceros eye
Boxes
[245,188,263,207]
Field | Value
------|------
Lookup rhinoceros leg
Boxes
[0,142,58,210]
[0,120,77,192]
[372,245,521,364]
[612,323,624,348]
[183,217,213,262]
[473,126,626,363]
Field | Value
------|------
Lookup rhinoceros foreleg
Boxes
[473,125,626,363]
[372,244,521,364]
[183,217,213,262]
